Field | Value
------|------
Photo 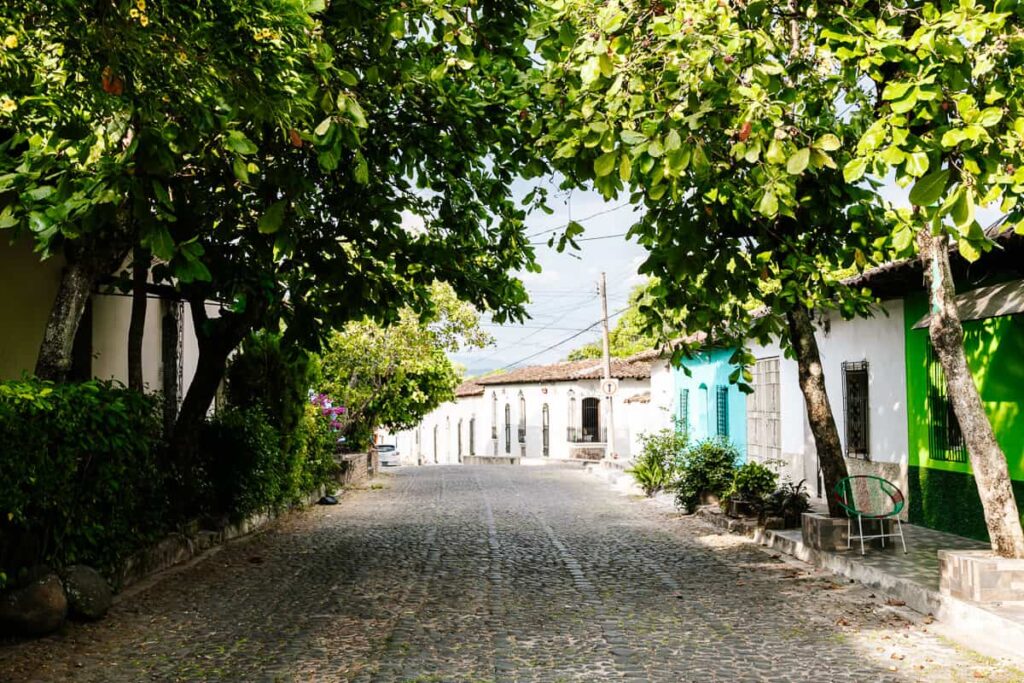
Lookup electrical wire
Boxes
[524,203,632,240]
[494,306,630,371]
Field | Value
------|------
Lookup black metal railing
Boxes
[566,426,607,443]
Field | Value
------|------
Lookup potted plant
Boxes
[722,461,778,518]
[760,480,812,529]
[672,438,739,513]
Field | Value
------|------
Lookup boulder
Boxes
[0,570,67,636]
[61,565,112,621]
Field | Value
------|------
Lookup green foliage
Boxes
[0,380,166,587]
[724,461,779,506]
[628,427,688,497]
[227,331,320,448]
[319,283,491,450]
[762,480,812,527]
[530,0,894,372]
[673,438,740,513]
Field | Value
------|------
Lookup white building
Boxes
[398,358,653,463]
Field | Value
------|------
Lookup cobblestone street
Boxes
[1,465,1021,682]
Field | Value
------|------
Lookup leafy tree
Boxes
[825,0,1024,557]
[530,0,892,516]
[0,0,321,380]
[161,0,538,458]
[566,282,660,359]
[319,283,492,450]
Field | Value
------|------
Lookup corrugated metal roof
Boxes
[912,278,1024,329]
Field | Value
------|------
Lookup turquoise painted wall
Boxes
[672,348,747,461]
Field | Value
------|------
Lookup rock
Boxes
[61,565,112,621]
[0,570,67,636]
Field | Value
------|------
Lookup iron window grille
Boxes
[469,417,476,455]
[715,385,729,438]
[504,404,511,454]
[927,344,968,462]
[842,361,870,460]
[677,388,689,434]
[542,404,550,456]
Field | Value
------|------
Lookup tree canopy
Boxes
[566,282,659,360]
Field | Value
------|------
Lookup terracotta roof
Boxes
[475,359,650,386]
[623,391,651,404]
[454,381,485,397]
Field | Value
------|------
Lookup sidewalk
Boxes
[587,464,1024,665]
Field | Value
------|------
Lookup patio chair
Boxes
[833,475,908,555]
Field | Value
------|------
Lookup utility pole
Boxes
[599,272,616,460]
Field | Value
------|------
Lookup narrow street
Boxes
[1,465,1017,682]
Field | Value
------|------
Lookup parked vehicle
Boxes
[377,444,401,467]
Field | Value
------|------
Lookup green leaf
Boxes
[951,187,974,228]
[225,130,257,155]
[757,190,778,216]
[904,152,929,177]
[387,13,405,39]
[908,168,950,206]
[881,82,914,101]
[766,139,786,164]
[353,151,369,185]
[143,225,175,261]
[314,118,332,136]
[619,155,632,182]
[958,237,981,262]
[594,151,617,177]
[648,183,668,201]
[664,129,682,152]
[232,157,249,184]
[620,130,647,145]
[893,225,914,253]
[976,107,1002,128]
[338,70,359,87]
[786,147,810,175]
[815,134,841,152]
[258,200,287,234]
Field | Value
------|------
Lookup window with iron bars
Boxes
[715,385,729,438]
[677,388,689,434]
[842,361,870,460]
[927,344,968,462]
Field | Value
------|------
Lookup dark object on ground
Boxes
[0,569,68,636]
[318,495,339,505]
[60,565,112,621]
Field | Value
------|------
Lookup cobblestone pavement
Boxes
[2,465,1022,682]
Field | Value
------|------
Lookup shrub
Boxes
[197,407,286,522]
[673,438,740,512]
[628,428,688,497]
[0,380,167,588]
[762,479,812,527]
[723,461,779,507]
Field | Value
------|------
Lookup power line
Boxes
[496,306,630,371]
[530,232,630,246]
[525,203,632,240]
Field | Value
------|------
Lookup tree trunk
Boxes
[785,304,849,517]
[35,240,130,381]
[127,247,150,392]
[169,297,262,463]
[917,230,1024,558]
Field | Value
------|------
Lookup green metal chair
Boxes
[833,475,908,555]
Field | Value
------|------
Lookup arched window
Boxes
[518,391,526,444]
[457,419,463,459]
[542,403,550,456]
[433,425,439,464]
[504,403,511,454]
[567,390,577,441]
[469,415,476,455]
[491,392,498,440]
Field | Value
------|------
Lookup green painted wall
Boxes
[904,291,1024,538]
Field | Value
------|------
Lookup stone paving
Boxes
[1,465,1022,682]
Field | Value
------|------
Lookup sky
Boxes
[452,181,649,377]
[452,175,1006,378]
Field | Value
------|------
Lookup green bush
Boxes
[0,380,167,588]
[628,428,688,496]
[673,438,740,512]
[723,461,779,506]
